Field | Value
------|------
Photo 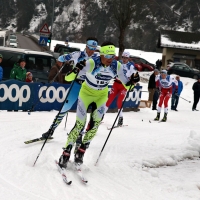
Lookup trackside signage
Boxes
[0,80,142,111]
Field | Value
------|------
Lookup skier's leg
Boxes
[75,90,108,164]
[58,90,92,167]
[85,102,97,132]
[42,82,81,138]
[85,82,118,131]
[75,102,97,153]
[82,97,107,145]
[157,92,164,113]
[161,93,171,122]
[65,98,90,147]
[154,91,165,120]
[116,87,127,125]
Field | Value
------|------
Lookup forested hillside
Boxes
[0,0,200,51]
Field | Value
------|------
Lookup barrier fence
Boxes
[0,80,142,111]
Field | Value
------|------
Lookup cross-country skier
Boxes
[154,70,178,122]
[103,51,137,126]
[74,51,137,147]
[42,37,99,139]
[58,41,140,168]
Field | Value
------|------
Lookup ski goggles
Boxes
[101,54,115,59]
[86,40,98,50]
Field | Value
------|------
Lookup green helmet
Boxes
[0,54,3,59]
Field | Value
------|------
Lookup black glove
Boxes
[73,60,86,73]
[126,72,140,86]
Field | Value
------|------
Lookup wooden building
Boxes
[157,30,200,69]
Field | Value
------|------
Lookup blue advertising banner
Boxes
[0,80,142,111]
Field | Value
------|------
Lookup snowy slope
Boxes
[0,75,200,200]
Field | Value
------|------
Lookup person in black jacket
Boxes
[148,69,159,110]
[192,77,200,111]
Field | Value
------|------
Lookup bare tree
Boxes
[107,0,144,58]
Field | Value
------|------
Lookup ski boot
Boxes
[58,144,72,168]
[154,112,160,121]
[42,128,54,139]
[161,113,167,122]
[74,143,89,164]
[117,117,123,126]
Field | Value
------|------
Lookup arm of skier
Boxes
[65,58,94,82]
[117,61,139,89]
[124,64,138,89]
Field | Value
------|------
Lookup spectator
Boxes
[171,75,183,111]
[133,82,141,112]
[192,77,200,111]
[156,59,162,70]
[0,54,3,81]
[26,72,33,83]
[148,69,159,110]
[48,57,64,83]
[10,58,27,81]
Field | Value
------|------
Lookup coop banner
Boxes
[0,80,142,111]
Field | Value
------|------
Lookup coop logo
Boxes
[39,86,69,103]
[125,88,141,104]
[0,84,30,106]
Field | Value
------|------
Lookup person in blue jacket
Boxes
[171,75,183,111]
[0,54,3,81]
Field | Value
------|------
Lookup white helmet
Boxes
[122,51,130,58]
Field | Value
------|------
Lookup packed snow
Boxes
[0,45,200,200]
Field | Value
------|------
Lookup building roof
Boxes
[158,30,200,51]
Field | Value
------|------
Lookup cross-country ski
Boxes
[107,124,128,130]
[55,160,72,185]
[24,137,54,144]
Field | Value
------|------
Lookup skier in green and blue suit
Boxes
[58,41,140,168]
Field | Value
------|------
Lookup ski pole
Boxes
[175,94,191,103]
[28,62,67,115]
[33,72,79,166]
[64,112,68,129]
[95,84,134,166]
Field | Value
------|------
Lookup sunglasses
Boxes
[122,56,129,59]
[102,54,115,59]
[87,45,97,50]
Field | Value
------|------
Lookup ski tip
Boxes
[67,181,72,185]
[82,180,88,184]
